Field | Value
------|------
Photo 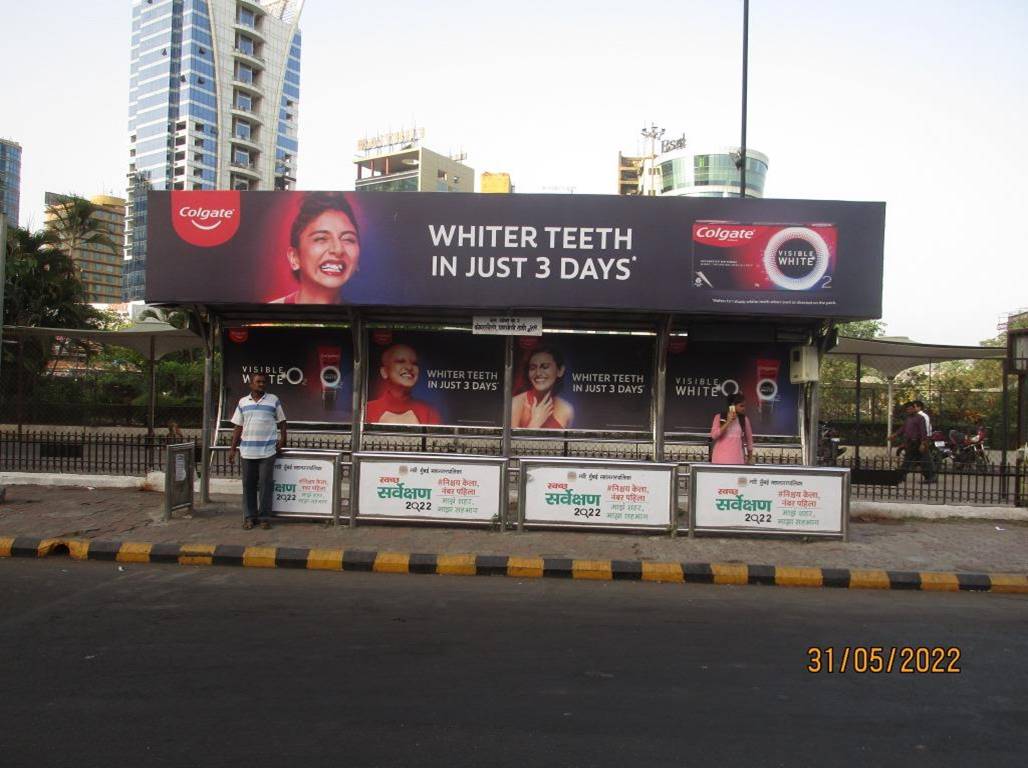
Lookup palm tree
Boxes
[43,194,118,265]
[136,305,193,330]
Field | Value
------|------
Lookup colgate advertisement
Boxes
[146,192,885,319]
[664,341,798,436]
[221,326,354,424]
[171,191,241,247]
[692,222,837,292]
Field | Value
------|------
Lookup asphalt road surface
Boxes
[2,558,1026,767]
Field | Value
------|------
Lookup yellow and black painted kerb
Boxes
[1,535,1026,593]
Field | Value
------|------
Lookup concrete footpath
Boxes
[0,483,1026,581]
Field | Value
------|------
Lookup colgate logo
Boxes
[171,191,241,247]
[693,224,757,245]
[227,328,249,344]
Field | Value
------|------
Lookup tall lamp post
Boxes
[739,0,750,198]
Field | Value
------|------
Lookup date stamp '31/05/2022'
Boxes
[806,647,961,674]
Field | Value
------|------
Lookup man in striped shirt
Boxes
[228,373,288,530]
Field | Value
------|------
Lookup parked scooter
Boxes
[817,422,847,465]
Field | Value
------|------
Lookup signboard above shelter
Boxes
[146,191,885,319]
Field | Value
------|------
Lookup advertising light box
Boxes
[221,326,353,425]
[511,334,653,432]
[147,191,886,319]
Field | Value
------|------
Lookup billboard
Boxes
[512,334,653,432]
[146,191,886,318]
[664,341,798,436]
[364,329,504,427]
[221,326,354,424]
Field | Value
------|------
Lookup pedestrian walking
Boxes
[228,373,287,529]
[891,401,933,483]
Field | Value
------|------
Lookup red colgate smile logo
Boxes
[227,328,249,344]
[171,191,241,247]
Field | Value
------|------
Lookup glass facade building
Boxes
[0,138,22,227]
[124,0,303,300]
[658,147,769,198]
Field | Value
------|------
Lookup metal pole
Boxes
[854,354,862,463]
[147,336,157,438]
[501,335,514,459]
[1000,362,1009,470]
[349,311,364,458]
[808,379,822,468]
[652,315,671,461]
[501,335,515,530]
[199,309,214,504]
[739,0,749,198]
[886,377,895,451]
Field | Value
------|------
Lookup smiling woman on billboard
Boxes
[512,345,575,429]
[272,192,361,304]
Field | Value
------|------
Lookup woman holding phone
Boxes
[512,345,575,429]
[710,392,755,464]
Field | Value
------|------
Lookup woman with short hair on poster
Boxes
[512,345,575,429]
[272,191,361,304]
[710,392,755,464]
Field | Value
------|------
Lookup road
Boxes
[1,558,1026,767]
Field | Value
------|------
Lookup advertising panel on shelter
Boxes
[272,455,337,518]
[664,340,799,436]
[147,191,886,319]
[511,334,653,432]
[364,329,504,428]
[520,460,675,530]
[356,454,504,522]
[690,465,847,537]
[221,326,354,424]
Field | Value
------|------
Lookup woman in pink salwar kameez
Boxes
[710,393,755,465]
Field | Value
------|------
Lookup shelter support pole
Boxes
[806,383,821,467]
[501,336,514,460]
[854,355,862,463]
[1015,374,1023,454]
[886,377,895,450]
[1000,363,1009,470]
[198,308,214,505]
[147,336,157,437]
[652,315,672,462]
[350,312,364,458]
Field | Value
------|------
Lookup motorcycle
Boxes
[817,422,847,465]
[948,426,990,470]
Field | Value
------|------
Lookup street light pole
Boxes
[739,0,749,198]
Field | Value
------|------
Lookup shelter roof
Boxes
[2,321,202,360]
[828,335,1003,378]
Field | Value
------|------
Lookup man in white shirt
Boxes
[914,400,932,435]
[228,373,287,529]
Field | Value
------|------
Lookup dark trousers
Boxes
[241,455,276,521]
[901,440,936,482]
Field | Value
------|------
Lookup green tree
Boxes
[44,194,117,265]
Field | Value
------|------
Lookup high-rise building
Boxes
[355,130,473,193]
[616,153,643,196]
[123,0,304,301]
[0,138,22,227]
[45,193,126,305]
[480,172,513,194]
[617,133,769,198]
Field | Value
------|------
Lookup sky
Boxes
[3,0,1026,345]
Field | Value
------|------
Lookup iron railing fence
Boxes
[2,429,1024,506]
